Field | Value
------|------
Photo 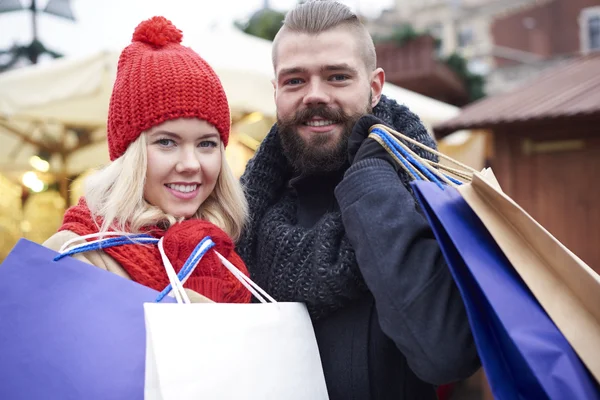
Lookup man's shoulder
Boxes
[374,95,438,159]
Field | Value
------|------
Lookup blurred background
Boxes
[1,0,599,398]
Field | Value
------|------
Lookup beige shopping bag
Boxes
[456,173,600,382]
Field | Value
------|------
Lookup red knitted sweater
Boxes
[59,198,251,303]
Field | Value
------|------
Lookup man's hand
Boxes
[348,115,400,171]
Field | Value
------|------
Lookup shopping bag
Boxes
[457,173,600,382]
[0,238,175,400]
[369,123,600,371]
[144,237,330,400]
[411,181,600,400]
[365,124,600,398]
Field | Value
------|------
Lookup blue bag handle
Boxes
[369,126,468,188]
[370,127,446,188]
[53,232,215,302]
[154,236,215,302]
[54,234,159,261]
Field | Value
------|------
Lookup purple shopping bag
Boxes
[0,238,175,400]
[411,181,599,400]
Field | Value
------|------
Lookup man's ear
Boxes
[271,78,277,102]
[369,67,385,108]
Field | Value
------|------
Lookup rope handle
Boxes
[154,237,215,302]
[367,124,478,188]
[370,128,446,188]
[54,233,159,261]
[156,237,277,305]
[369,123,479,176]
[158,237,191,304]
[54,231,278,304]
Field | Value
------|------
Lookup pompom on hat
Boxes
[107,16,231,160]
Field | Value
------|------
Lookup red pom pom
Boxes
[132,16,183,47]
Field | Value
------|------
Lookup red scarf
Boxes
[59,198,251,303]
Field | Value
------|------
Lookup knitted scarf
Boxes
[236,95,438,320]
[60,198,251,303]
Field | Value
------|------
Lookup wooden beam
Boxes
[0,119,60,153]
[65,129,106,155]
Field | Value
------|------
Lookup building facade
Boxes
[486,0,600,94]
[366,0,542,79]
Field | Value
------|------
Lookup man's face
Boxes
[273,26,381,174]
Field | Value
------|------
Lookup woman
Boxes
[44,16,250,304]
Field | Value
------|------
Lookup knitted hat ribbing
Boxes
[107,16,231,160]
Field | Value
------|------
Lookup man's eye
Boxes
[330,74,349,81]
[285,78,303,85]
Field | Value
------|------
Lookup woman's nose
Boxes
[175,147,201,173]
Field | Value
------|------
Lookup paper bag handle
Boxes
[367,124,482,187]
[58,232,278,305]
[156,236,277,304]
[213,251,277,304]
[55,232,159,261]
[158,238,191,305]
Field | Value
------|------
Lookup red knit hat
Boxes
[107,16,231,160]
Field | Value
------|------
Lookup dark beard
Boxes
[277,103,371,175]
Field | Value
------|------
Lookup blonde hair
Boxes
[272,0,377,71]
[83,133,248,241]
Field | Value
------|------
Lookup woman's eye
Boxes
[199,140,218,148]
[156,138,175,147]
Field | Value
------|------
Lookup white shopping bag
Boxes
[144,238,330,400]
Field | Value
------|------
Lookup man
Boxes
[236,1,480,399]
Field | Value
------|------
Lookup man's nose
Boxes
[302,79,330,106]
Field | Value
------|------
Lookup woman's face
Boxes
[144,118,222,218]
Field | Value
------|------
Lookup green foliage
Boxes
[374,24,441,49]
[376,24,420,46]
[443,52,485,102]
[235,9,285,42]
[376,23,485,103]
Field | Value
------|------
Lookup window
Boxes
[589,16,600,50]
[427,22,444,54]
[580,7,600,53]
[427,22,443,39]
[458,27,474,47]
[468,57,490,76]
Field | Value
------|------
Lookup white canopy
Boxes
[0,24,461,178]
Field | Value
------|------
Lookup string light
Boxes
[29,155,50,172]
[22,171,45,193]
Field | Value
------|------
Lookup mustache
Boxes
[281,105,348,125]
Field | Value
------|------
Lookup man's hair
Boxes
[272,0,377,71]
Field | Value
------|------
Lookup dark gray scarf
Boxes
[236,95,438,320]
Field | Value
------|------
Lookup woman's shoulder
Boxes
[42,230,119,274]
[42,230,81,252]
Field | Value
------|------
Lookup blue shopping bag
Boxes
[411,181,599,400]
[0,238,175,400]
